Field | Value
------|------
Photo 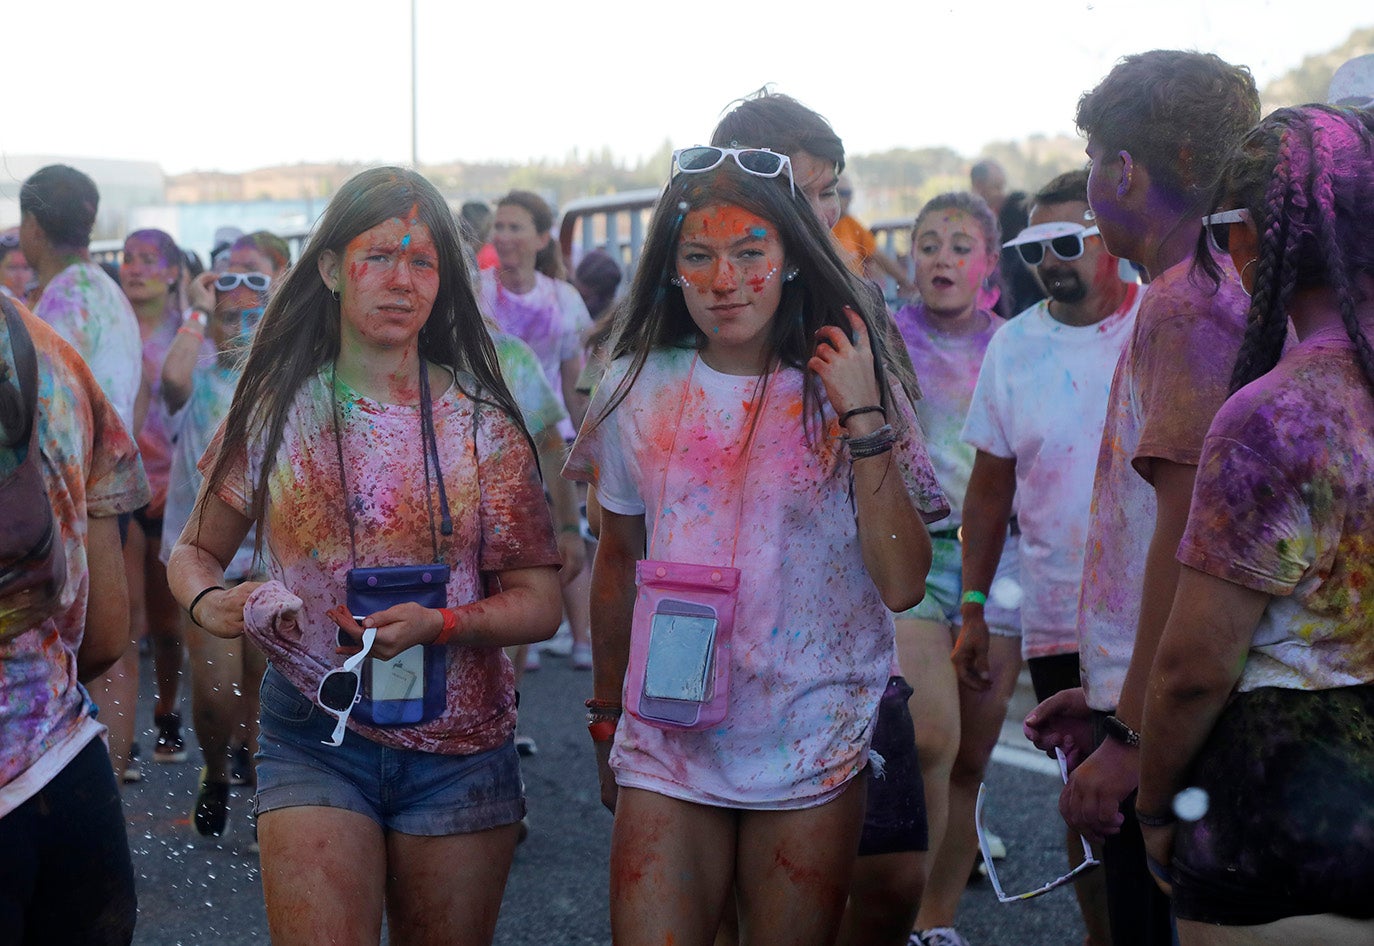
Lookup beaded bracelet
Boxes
[846,423,896,461]
[585,697,622,717]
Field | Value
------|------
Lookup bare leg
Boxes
[186,616,240,782]
[610,787,736,946]
[385,824,521,946]
[897,617,960,891]
[258,806,386,946]
[840,850,925,946]
[143,536,184,718]
[735,775,868,946]
[88,647,139,778]
[1071,832,1112,946]
[1179,915,1374,946]
[563,552,593,657]
[240,636,267,758]
[918,633,1021,927]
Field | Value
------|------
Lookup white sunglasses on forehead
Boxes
[976,748,1100,903]
[671,146,796,198]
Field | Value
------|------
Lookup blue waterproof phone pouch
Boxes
[346,564,449,725]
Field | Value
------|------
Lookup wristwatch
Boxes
[1103,714,1141,748]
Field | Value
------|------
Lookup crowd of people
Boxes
[1,46,1372,946]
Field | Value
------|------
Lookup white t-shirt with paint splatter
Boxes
[564,347,947,809]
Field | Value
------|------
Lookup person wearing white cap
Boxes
[1328,53,1374,109]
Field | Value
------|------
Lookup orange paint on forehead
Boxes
[345,205,432,254]
[680,204,773,242]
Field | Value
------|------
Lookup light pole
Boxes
[411,0,418,168]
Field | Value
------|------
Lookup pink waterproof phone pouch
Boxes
[626,560,740,730]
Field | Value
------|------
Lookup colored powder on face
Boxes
[401,233,411,249]
[751,227,767,238]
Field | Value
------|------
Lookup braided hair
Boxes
[1203,105,1374,394]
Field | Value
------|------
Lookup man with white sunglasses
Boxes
[957,169,1139,946]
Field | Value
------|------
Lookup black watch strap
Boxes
[1103,714,1141,748]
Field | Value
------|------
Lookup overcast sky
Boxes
[4,0,1367,176]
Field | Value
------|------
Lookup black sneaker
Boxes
[229,744,254,787]
[154,712,187,763]
[193,769,230,838]
[121,742,143,784]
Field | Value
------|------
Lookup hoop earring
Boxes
[1239,258,1257,299]
[332,288,340,302]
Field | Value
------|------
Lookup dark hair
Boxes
[204,166,531,547]
[19,165,99,250]
[123,229,182,298]
[710,88,846,174]
[496,190,563,279]
[592,163,914,446]
[1033,170,1090,208]
[1204,105,1374,394]
[1076,51,1260,203]
[912,192,1002,256]
[231,231,291,274]
[970,160,1004,186]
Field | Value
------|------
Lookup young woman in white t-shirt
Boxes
[565,149,945,946]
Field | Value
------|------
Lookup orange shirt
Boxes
[832,214,877,276]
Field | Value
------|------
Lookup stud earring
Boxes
[784,269,799,282]
[670,275,687,288]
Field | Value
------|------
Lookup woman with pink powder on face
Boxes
[167,167,563,946]
[564,150,946,946]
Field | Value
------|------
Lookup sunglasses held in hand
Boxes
[317,624,377,746]
[976,748,1100,902]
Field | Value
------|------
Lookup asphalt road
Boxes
[121,646,1084,945]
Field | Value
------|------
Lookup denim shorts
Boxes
[902,534,1021,636]
[255,665,525,836]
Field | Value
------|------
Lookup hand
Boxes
[1140,822,1176,896]
[188,271,216,313]
[557,530,586,587]
[952,610,992,691]
[1059,739,1135,843]
[594,738,618,813]
[341,601,443,659]
[808,307,882,428]
[1023,686,1094,770]
[196,581,266,639]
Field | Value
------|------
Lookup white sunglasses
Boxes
[317,625,377,746]
[671,146,796,198]
[975,748,1100,903]
[1201,208,1251,255]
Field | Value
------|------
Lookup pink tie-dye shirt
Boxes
[564,348,947,808]
[1179,325,1374,693]
[1077,255,1249,710]
[1,307,148,815]
[479,270,590,439]
[208,370,560,754]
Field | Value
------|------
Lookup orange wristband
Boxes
[588,719,618,743]
[434,607,459,645]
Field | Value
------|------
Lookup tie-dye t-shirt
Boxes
[1178,325,1374,693]
[891,304,1003,528]
[32,262,141,433]
[962,288,1140,655]
[1077,256,1249,710]
[208,369,561,754]
[563,348,948,808]
[479,270,590,438]
[493,330,566,437]
[160,360,259,581]
[1,306,149,816]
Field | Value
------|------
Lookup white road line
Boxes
[990,742,1063,777]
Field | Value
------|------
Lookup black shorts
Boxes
[1171,684,1374,925]
[0,738,137,944]
[1027,651,1081,703]
[858,676,928,856]
[130,503,163,538]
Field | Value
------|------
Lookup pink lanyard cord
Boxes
[650,353,770,567]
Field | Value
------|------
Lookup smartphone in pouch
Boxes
[639,599,717,725]
[370,647,425,702]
